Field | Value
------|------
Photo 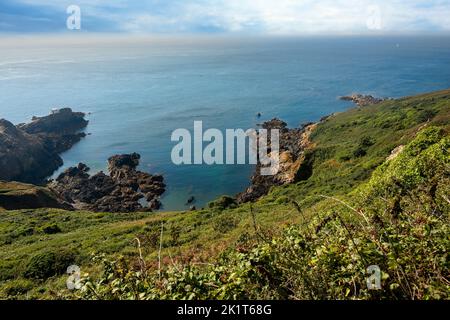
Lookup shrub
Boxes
[416,109,436,123]
[353,136,375,158]
[213,216,239,234]
[1,279,34,297]
[0,261,17,281]
[169,224,181,246]
[208,196,237,211]
[275,196,289,204]
[24,249,77,279]
[353,147,367,157]
[40,223,62,235]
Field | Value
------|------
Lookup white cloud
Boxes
[185,0,450,34]
[13,0,450,34]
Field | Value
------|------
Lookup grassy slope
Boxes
[0,89,449,299]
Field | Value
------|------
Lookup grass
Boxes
[0,88,449,299]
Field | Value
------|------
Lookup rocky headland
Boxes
[0,108,88,184]
[237,118,317,203]
[340,94,387,107]
[237,92,386,203]
[49,153,166,212]
[0,108,167,212]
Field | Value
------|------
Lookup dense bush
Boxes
[24,249,77,280]
[208,196,237,211]
[40,223,62,235]
[0,279,34,297]
[213,216,239,234]
[353,136,375,158]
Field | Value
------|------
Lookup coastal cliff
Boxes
[0,109,168,212]
[0,88,449,300]
[237,93,388,203]
[237,119,317,203]
[0,108,88,184]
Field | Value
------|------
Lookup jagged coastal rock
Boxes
[340,94,386,107]
[0,108,88,184]
[18,108,88,154]
[49,153,166,212]
[237,93,389,203]
[237,118,317,203]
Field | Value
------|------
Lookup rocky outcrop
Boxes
[0,180,72,211]
[387,145,405,161]
[237,93,389,203]
[0,119,63,184]
[18,108,88,155]
[49,153,165,212]
[18,108,87,135]
[237,119,317,203]
[0,108,88,184]
[340,94,386,107]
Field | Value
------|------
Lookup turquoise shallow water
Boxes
[1,36,450,210]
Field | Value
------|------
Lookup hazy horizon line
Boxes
[2,30,450,39]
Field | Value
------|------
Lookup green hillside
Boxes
[1,89,449,299]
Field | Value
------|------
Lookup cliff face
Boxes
[236,119,317,203]
[18,108,88,154]
[0,119,63,184]
[0,108,88,184]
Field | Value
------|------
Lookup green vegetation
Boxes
[0,89,449,299]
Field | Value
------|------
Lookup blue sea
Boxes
[1,35,450,210]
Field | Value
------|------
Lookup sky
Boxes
[1,0,450,35]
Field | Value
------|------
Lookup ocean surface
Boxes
[1,36,450,210]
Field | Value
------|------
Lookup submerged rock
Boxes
[49,153,166,213]
[186,196,195,205]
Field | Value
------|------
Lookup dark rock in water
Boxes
[236,117,318,203]
[19,108,88,155]
[49,153,166,213]
[108,153,141,172]
[186,196,195,205]
[18,108,88,136]
[0,180,72,211]
[189,205,196,211]
[340,94,385,107]
[0,108,88,184]
[257,112,262,118]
